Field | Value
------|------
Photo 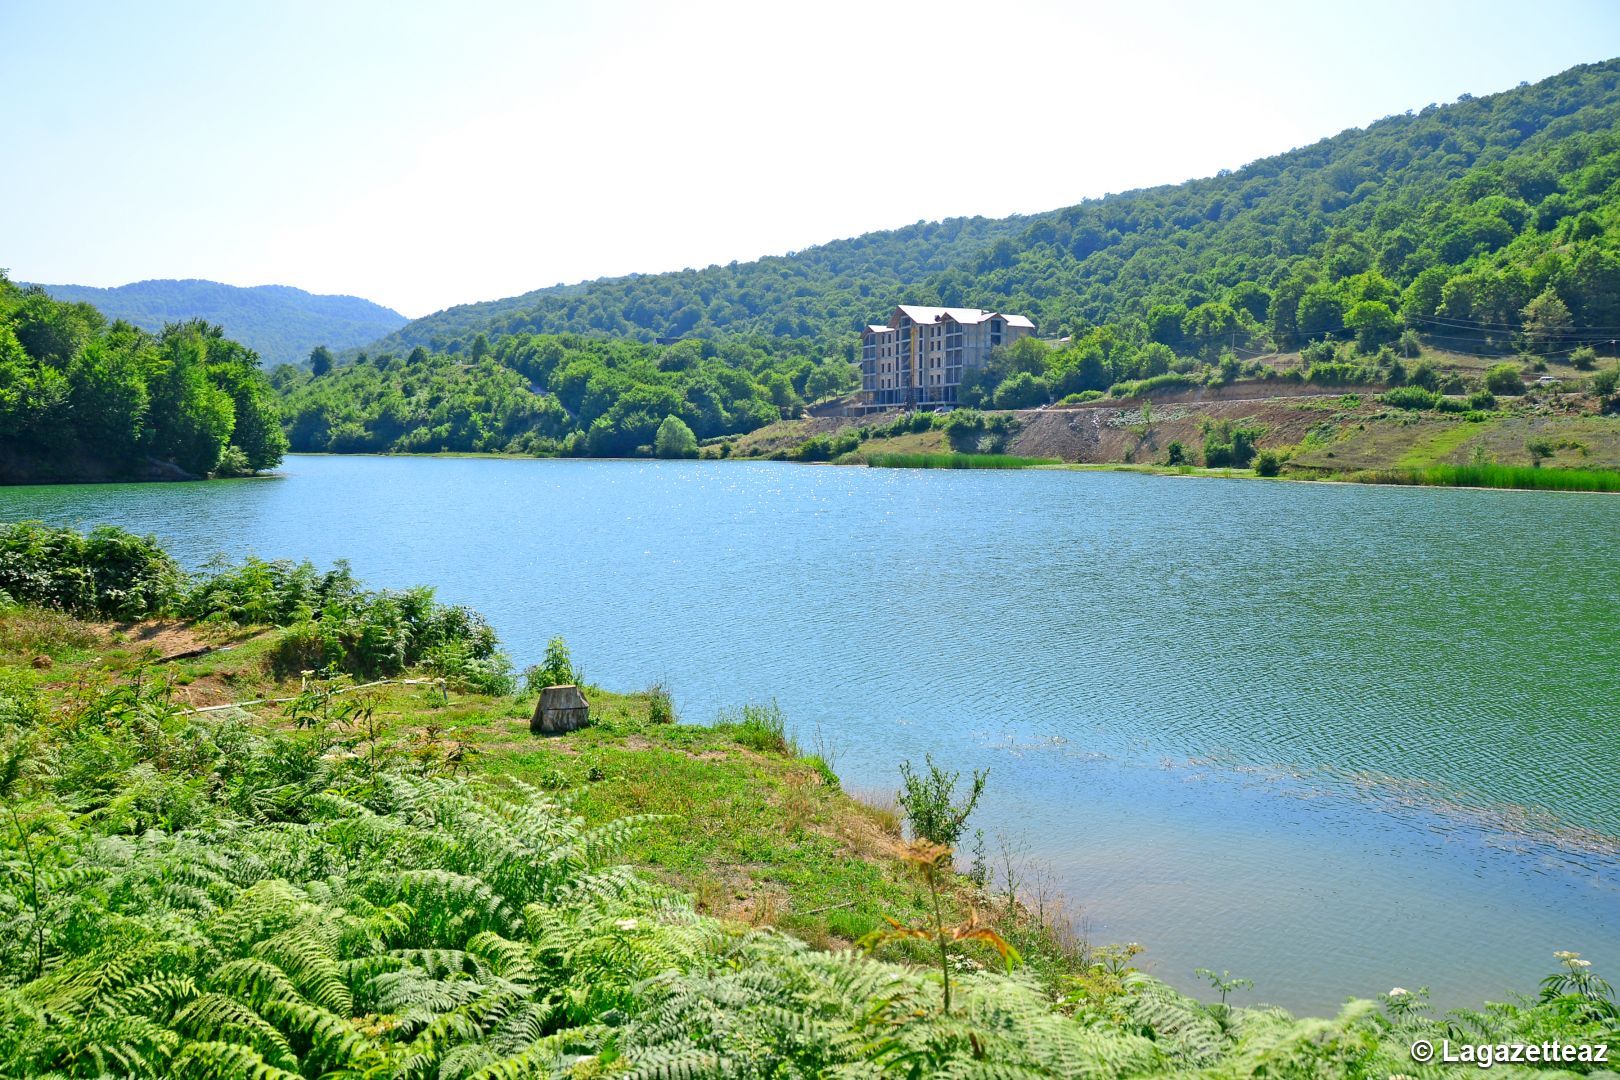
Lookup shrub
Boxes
[1164,441,1188,466]
[718,700,793,754]
[991,371,1050,409]
[653,414,699,458]
[1467,388,1497,410]
[1569,345,1597,370]
[427,639,516,694]
[1397,329,1423,358]
[1060,390,1106,404]
[268,620,340,676]
[1201,419,1262,468]
[1485,362,1525,395]
[183,555,327,625]
[1380,386,1439,411]
[525,635,578,691]
[1406,361,1439,390]
[897,753,987,847]
[792,430,860,461]
[938,408,987,451]
[645,679,676,723]
[1109,372,1200,399]
[1254,448,1287,476]
[0,522,181,620]
[1299,340,1338,366]
[1591,365,1619,397]
[1303,360,1378,386]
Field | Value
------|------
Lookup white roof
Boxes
[865,323,893,335]
[892,305,1034,329]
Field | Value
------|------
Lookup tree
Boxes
[1227,282,1271,323]
[991,371,1049,409]
[1297,283,1347,341]
[804,358,857,403]
[1485,362,1525,395]
[1344,300,1401,352]
[1181,302,1240,356]
[1401,266,1449,322]
[653,415,698,459]
[1519,288,1573,350]
[309,345,334,377]
[65,337,148,459]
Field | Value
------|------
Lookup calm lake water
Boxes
[4,455,1617,1013]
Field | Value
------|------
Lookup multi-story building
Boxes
[858,305,1035,410]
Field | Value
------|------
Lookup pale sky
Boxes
[4,1,1618,318]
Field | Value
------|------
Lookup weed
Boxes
[897,753,987,846]
[717,700,794,754]
[860,841,1020,1013]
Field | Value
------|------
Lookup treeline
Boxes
[0,273,286,479]
[273,333,857,456]
[366,60,1620,369]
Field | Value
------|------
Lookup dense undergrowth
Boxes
[1,526,1617,1076]
[0,522,512,690]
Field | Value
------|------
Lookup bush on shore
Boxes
[0,522,510,688]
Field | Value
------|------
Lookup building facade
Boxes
[858,305,1035,410]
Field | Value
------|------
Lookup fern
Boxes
[1,670,1611,1079]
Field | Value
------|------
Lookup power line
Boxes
[1409,312,1620,334]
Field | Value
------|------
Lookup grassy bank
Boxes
[1342,463,1620,493]
[864,451,1059,469]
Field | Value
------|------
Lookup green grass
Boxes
[0,603,1080,978]
[864,452,1059,469]
[1394,419,1489,468]
[1349,463,1620,492]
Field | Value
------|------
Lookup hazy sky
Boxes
[4,1,1618,317]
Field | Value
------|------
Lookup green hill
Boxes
[29,279,406,368]
[368,58,1620,358]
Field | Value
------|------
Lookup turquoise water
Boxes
[4,455,1617,1013]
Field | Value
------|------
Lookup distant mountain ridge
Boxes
[28,278,407,367]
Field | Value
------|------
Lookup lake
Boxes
[4,454,1617,1013]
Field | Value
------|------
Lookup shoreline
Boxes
[9,450,1616,498]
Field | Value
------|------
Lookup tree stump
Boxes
[532,684,589,734]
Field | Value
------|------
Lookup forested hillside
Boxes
[369,59,1620,367]
[0,274,286,481]
[273,334,855,456]
[32,279,406,367]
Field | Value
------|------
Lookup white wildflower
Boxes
[614,918,639,931]
[1387,987,1409,998]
